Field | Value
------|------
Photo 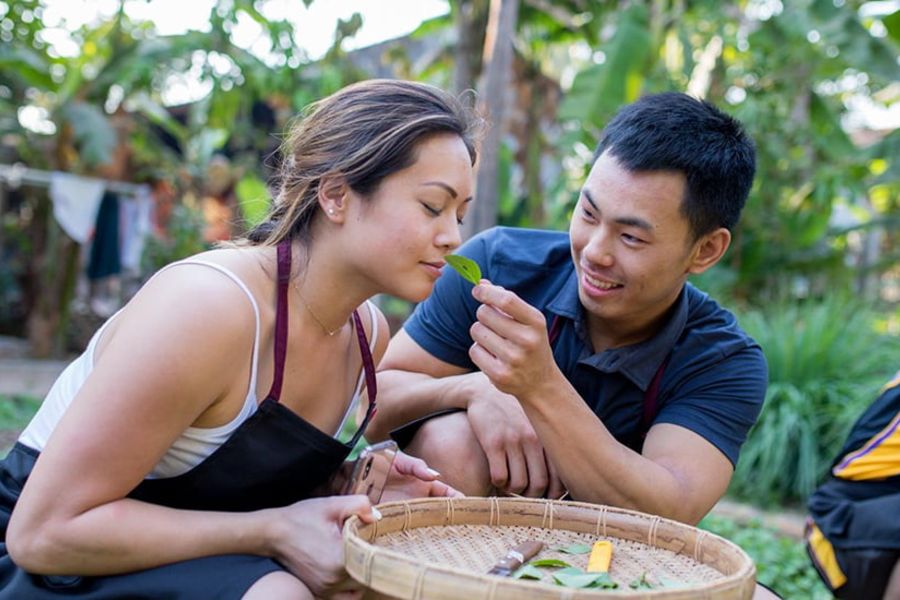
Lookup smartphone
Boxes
[342,440,398,504]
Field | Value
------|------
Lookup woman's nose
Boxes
[436,217,462,252]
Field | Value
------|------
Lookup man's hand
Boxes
[464,372,565,498]
[469,281,564,403]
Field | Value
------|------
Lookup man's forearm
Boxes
[367,370,473,441]
[520,378,711,524]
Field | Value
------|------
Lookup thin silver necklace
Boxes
[293,282,345,336]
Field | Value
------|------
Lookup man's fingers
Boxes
[522,445,550,498]
[504,448,528,495]
[545,452,567,500]
[485,447,509,490]
[472,282,542,325]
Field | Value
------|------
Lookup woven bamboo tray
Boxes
[343,497,755,599]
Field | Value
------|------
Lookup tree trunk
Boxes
[452,1,475,95]
[463,0,519,240]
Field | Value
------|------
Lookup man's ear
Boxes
[688,228,731,275]
[317,175,348,223]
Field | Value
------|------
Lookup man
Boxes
[807,371,900,600]
[366,92,767,525]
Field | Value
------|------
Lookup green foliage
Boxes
[559,5,652,129]
[234,175,271,228]
[141,204,210,273]
[0,395,41,431]
[729,296,900,506]
[699,514,831,599]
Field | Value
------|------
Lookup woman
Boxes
[0,79,478,599]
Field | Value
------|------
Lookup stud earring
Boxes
[327,208,335,215]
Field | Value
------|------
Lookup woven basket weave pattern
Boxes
[344,497,755,599]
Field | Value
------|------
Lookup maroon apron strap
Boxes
[550,314,668,441]
[265,240,292,402]
[347,309,378,448]
[548,314,562,346]
[640,356,669,440]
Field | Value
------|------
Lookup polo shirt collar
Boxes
[547,267,688,391]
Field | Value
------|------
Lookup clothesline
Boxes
[0,163,150,197]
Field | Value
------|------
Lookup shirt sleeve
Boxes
[653,346,768,467]
[402,234,490,369]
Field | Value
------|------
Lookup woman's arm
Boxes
[7,265,299,574]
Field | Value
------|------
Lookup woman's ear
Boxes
[317,175,348,223]
[688,228,731,275]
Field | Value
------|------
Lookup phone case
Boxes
[343,440,398,503]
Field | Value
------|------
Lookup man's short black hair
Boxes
[594,92,756,239]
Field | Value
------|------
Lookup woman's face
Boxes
[343,133,475,302]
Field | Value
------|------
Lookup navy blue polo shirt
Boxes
[405,226,767,466]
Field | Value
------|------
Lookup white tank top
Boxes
[18,260,378,479]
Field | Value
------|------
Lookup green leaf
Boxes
[553,568,617,589]
[629,572,655,589]
[512,564,544,580]
[558,5,651,126]
[883,9,900,44]
[555,543,592,554]
[444,254,481,285]
[529,558,572,568]
[588,572,618,589]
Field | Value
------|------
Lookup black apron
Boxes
[0,240,377,598]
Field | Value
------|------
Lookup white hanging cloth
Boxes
[48,172,106,244]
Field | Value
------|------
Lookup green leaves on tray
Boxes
[512,560,619,589]
[553,568,618,589]
[555,543,592,554]
[511,564,543,580]
[444,254,482,285]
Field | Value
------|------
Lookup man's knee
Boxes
[405,412,491,496]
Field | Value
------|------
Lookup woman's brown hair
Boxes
[244,79,479,246]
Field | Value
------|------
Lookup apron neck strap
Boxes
[347,309,378,448]
[265,239,293,402]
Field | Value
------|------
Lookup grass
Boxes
[0,394,40,429]
[0,394,41,456]
[699,514,831,599]
[730,295,900,506]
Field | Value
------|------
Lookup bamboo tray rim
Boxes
[343,497,756,599]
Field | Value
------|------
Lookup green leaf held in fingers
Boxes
[444,254,482,285]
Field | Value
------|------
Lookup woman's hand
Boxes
[268,495,379,598]
[380,451,464,503]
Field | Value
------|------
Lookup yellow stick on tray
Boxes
[587,540,613,573]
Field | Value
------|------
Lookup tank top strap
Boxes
[265,240,292,402]
[159,259,263,393]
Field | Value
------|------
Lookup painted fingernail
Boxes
[372,506,383,520]
[427,468,441,477]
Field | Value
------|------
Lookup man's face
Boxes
[569,151,702,347]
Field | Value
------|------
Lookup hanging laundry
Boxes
[119,187,154,273]
[87,191,122,281]
[48,172,106,244]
